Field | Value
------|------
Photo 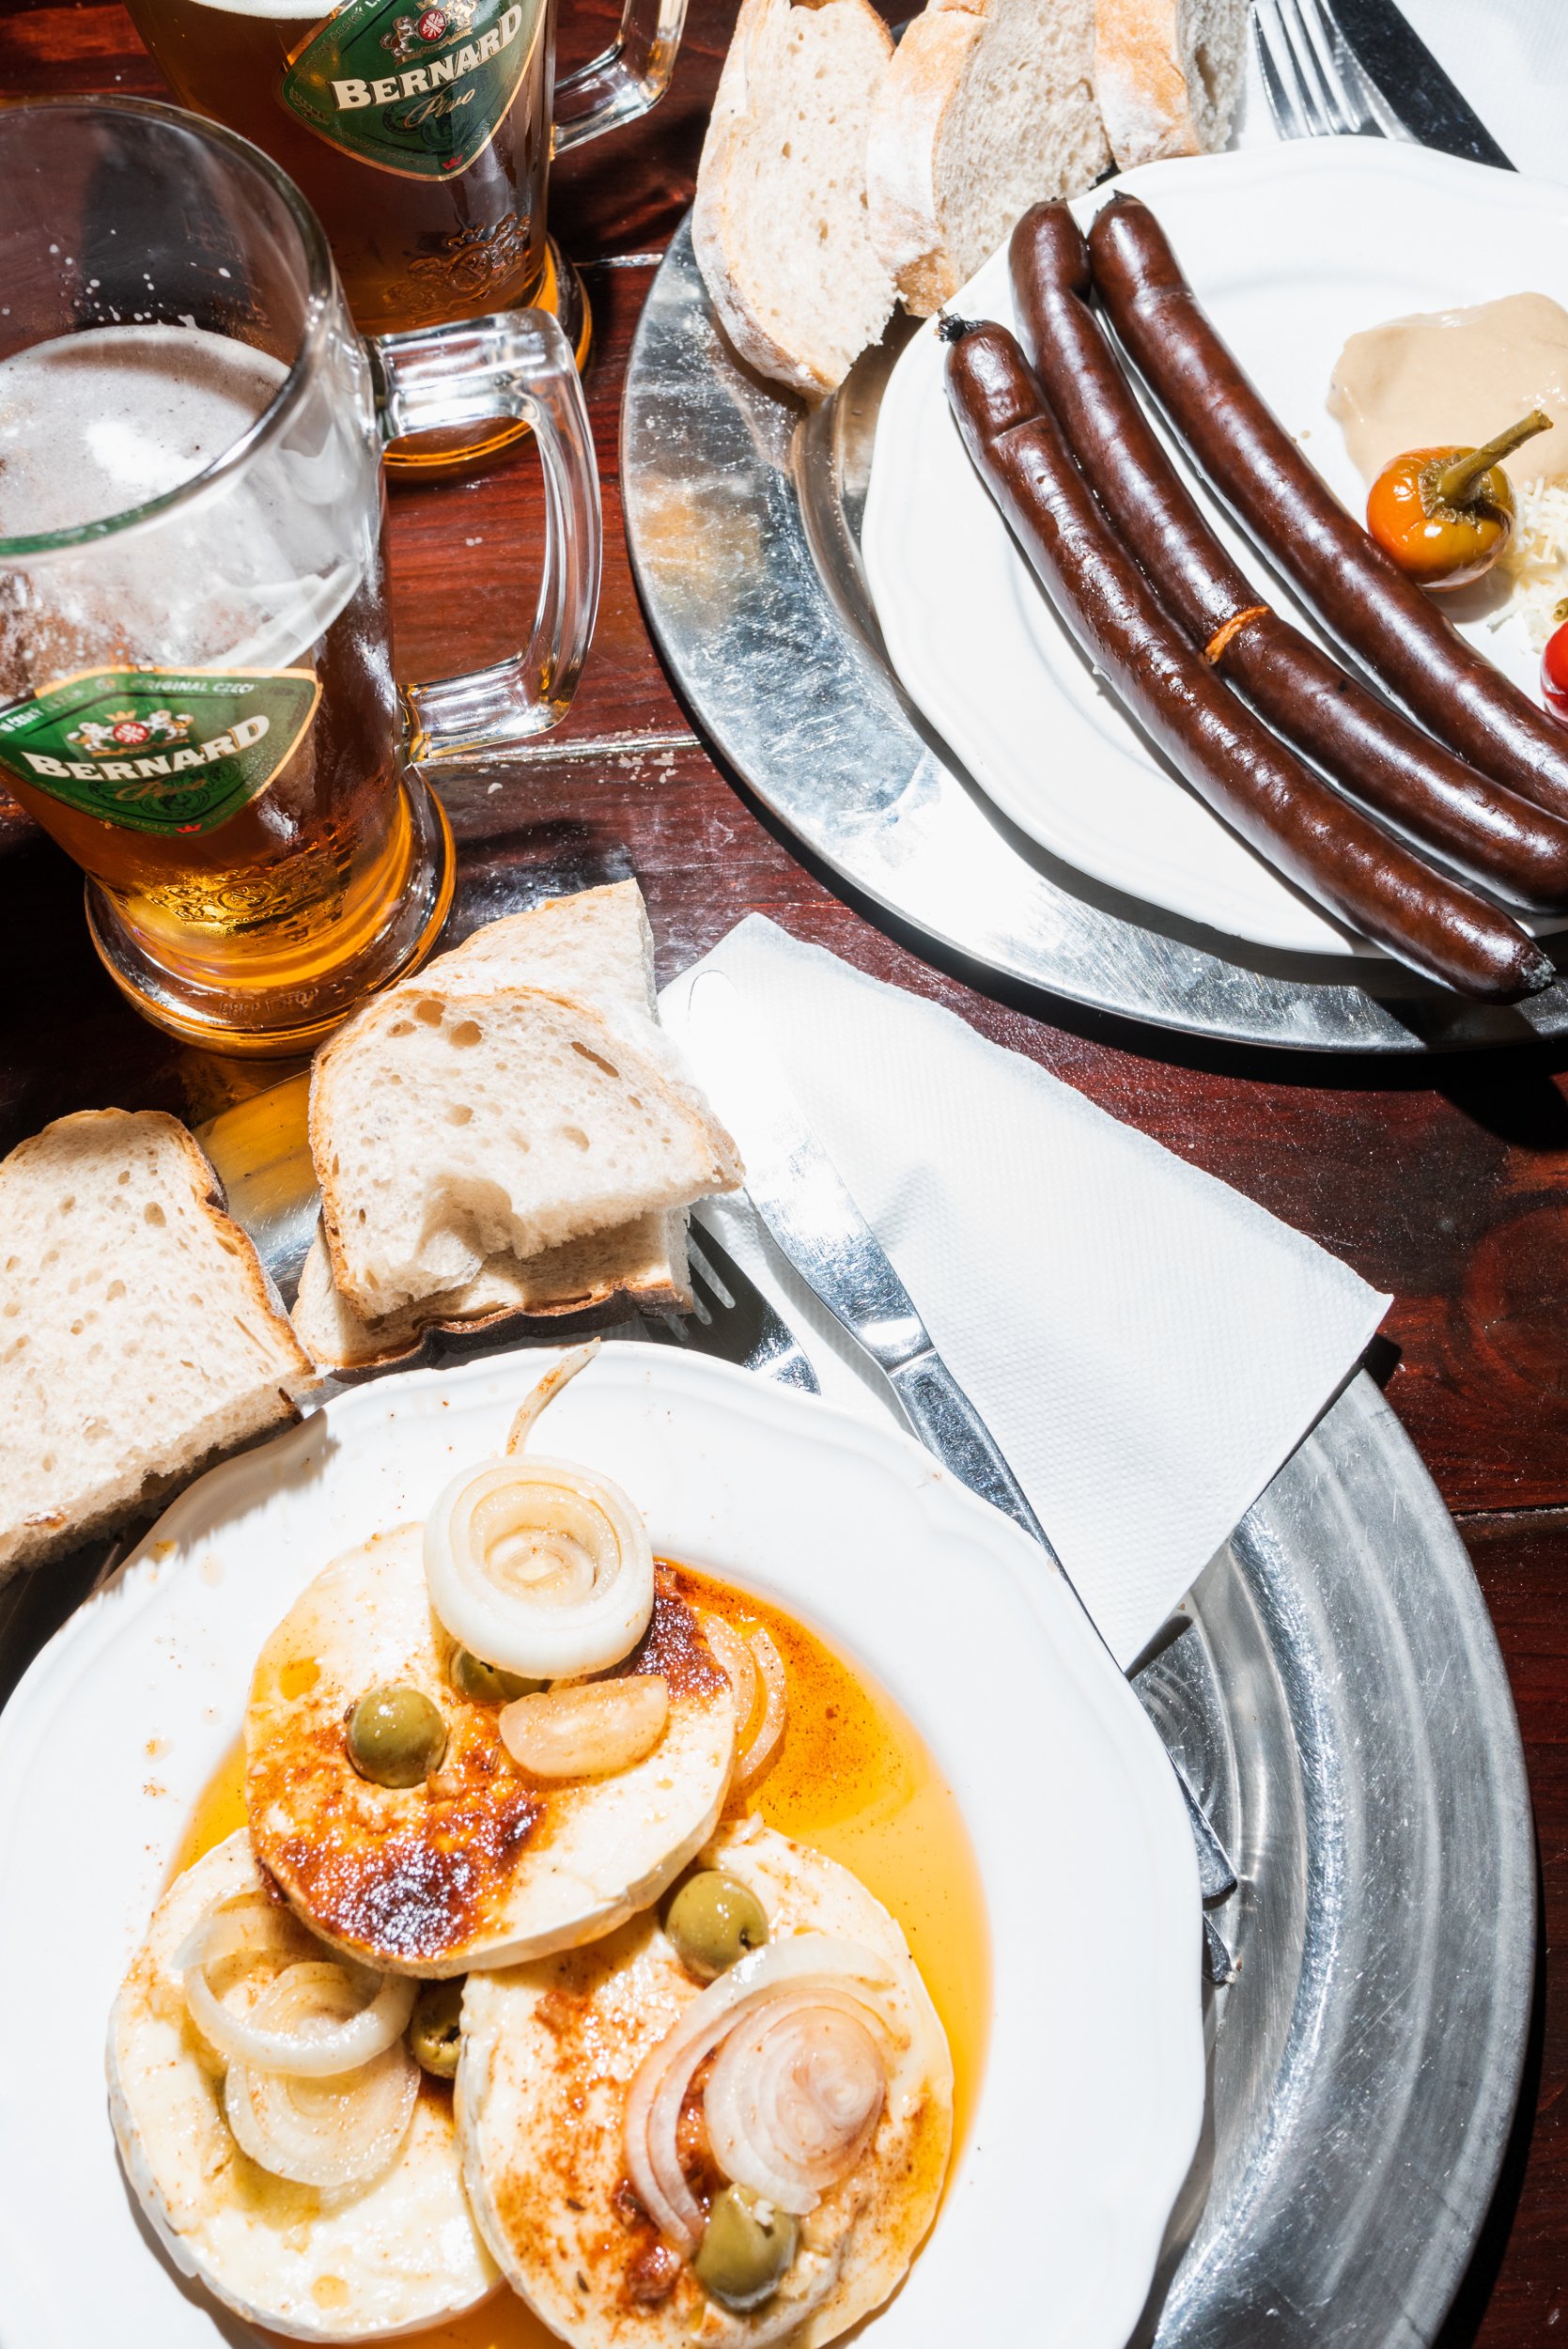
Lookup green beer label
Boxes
[0,668,320,836]
[281,0,541,180]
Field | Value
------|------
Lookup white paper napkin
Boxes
[1233,0,1568,187]
[662,919,1389,1668]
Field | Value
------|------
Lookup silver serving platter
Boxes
[1141,1371,1531,2346]
[622,222,1568,1053]
[0,1315,1530,2349]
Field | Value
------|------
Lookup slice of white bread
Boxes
[291,1209,692,1373]
[314,986,738,1319]
[1094,0,1248,168]
[437,882,658,1026]
[0,1109,317,1576]
[693,0,897,399]
[310,884,741,1322]
[296,884,714,1366]
[866,0,1111,317]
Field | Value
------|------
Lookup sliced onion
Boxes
[702,1613,758,1728]
[701,1615,788,1796]
[181,1907,415,2077]
[500,1674,669,1779]
[734,1629,786,1793]
[225,1975,418,2191]
[504,1341,600,1455]
[706,1991,885,2213]
[624,1935,896,2252]
[425,1462,654,1688]
[426,1344,653,1678]
[173,1892,301,1983]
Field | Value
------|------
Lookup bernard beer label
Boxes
[0,668,321,836]
[281,0,542,179]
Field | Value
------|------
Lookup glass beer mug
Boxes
[122,0,687,459]
[0,97,600,1053]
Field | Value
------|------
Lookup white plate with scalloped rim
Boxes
[865,138,1568,957]
[0,1345,1200,2349]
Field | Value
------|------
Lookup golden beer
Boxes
[122,0,557,336]
[0,317,449,1047]
[1,97,600,1050]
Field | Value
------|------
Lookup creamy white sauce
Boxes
[1329,291,1568,487]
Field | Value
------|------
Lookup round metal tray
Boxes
[1143,1369,1531,2346]
[621,222,1568,1053]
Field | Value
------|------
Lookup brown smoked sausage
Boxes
[941,318,1552,1001]
[1087,191,1568,827]
[1008,201,1568,909]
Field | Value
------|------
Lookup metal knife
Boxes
[684,970,1239,1955]
[1328,0,1514,168]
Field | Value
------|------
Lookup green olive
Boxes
[665,1872,768,1982]
[409,1977,465,2078]
[693,2185,798,2310]
[449,1647,544,1706]
[346,1685,448,1788]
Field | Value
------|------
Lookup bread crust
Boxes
[0,1109,316,1575]
[290,1217,694,1376]
[1094,0,1197,166]
[866,2,986,316]
[866,0,1111,319]
[693,0,896,398]
[1094,0,1246,168]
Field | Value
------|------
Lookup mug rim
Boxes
[0,93,343,563]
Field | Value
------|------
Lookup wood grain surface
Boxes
[3,3,1567,2340]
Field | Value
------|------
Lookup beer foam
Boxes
[0,322,376,695]
[0,325,287,539]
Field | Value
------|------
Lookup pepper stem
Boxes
[1432,410,1553,507]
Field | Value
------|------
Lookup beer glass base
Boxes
[381,239,592,475]
[84,771,457,1058]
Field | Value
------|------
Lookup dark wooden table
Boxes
[3,1,1566,2336]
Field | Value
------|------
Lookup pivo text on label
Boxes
[0,668,321,837]
[282,0,543,180]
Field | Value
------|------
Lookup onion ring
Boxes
[734,1629,786,1794]
[224,1967,417,2190]
[705,1992,885,2213]
[425,1348,654,1679]
[624,1935,896,2252]
[179,1903,415,2077]
[701,1615,788,1796]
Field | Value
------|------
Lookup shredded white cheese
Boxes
[1490,477,1568,648]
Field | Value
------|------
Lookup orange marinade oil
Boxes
[176,1565,989,2349]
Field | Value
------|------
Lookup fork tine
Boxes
[1251,0,1317,142]
[1296,0,1386,138]
[1287,0,1360,135]
[1277,0,1340,134]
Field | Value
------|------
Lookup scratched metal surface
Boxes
[1136,1371,1532,2345]
[621,221,1568,1054]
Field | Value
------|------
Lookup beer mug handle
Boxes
[369,308,601,761]
[551,0,689,151]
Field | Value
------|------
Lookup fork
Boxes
[638,1216,820,1393]
[1252,0,1386,141]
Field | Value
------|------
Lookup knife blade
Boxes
[1329,0,1513,168]
[685,970,1063,1537]
[683,970,1239,1936]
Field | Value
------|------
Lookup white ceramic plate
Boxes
[864,139,1568,957]
[0,1346,1201,2349]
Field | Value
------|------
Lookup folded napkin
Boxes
[662,920,1389,1668]
[1233,0,1568,188]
